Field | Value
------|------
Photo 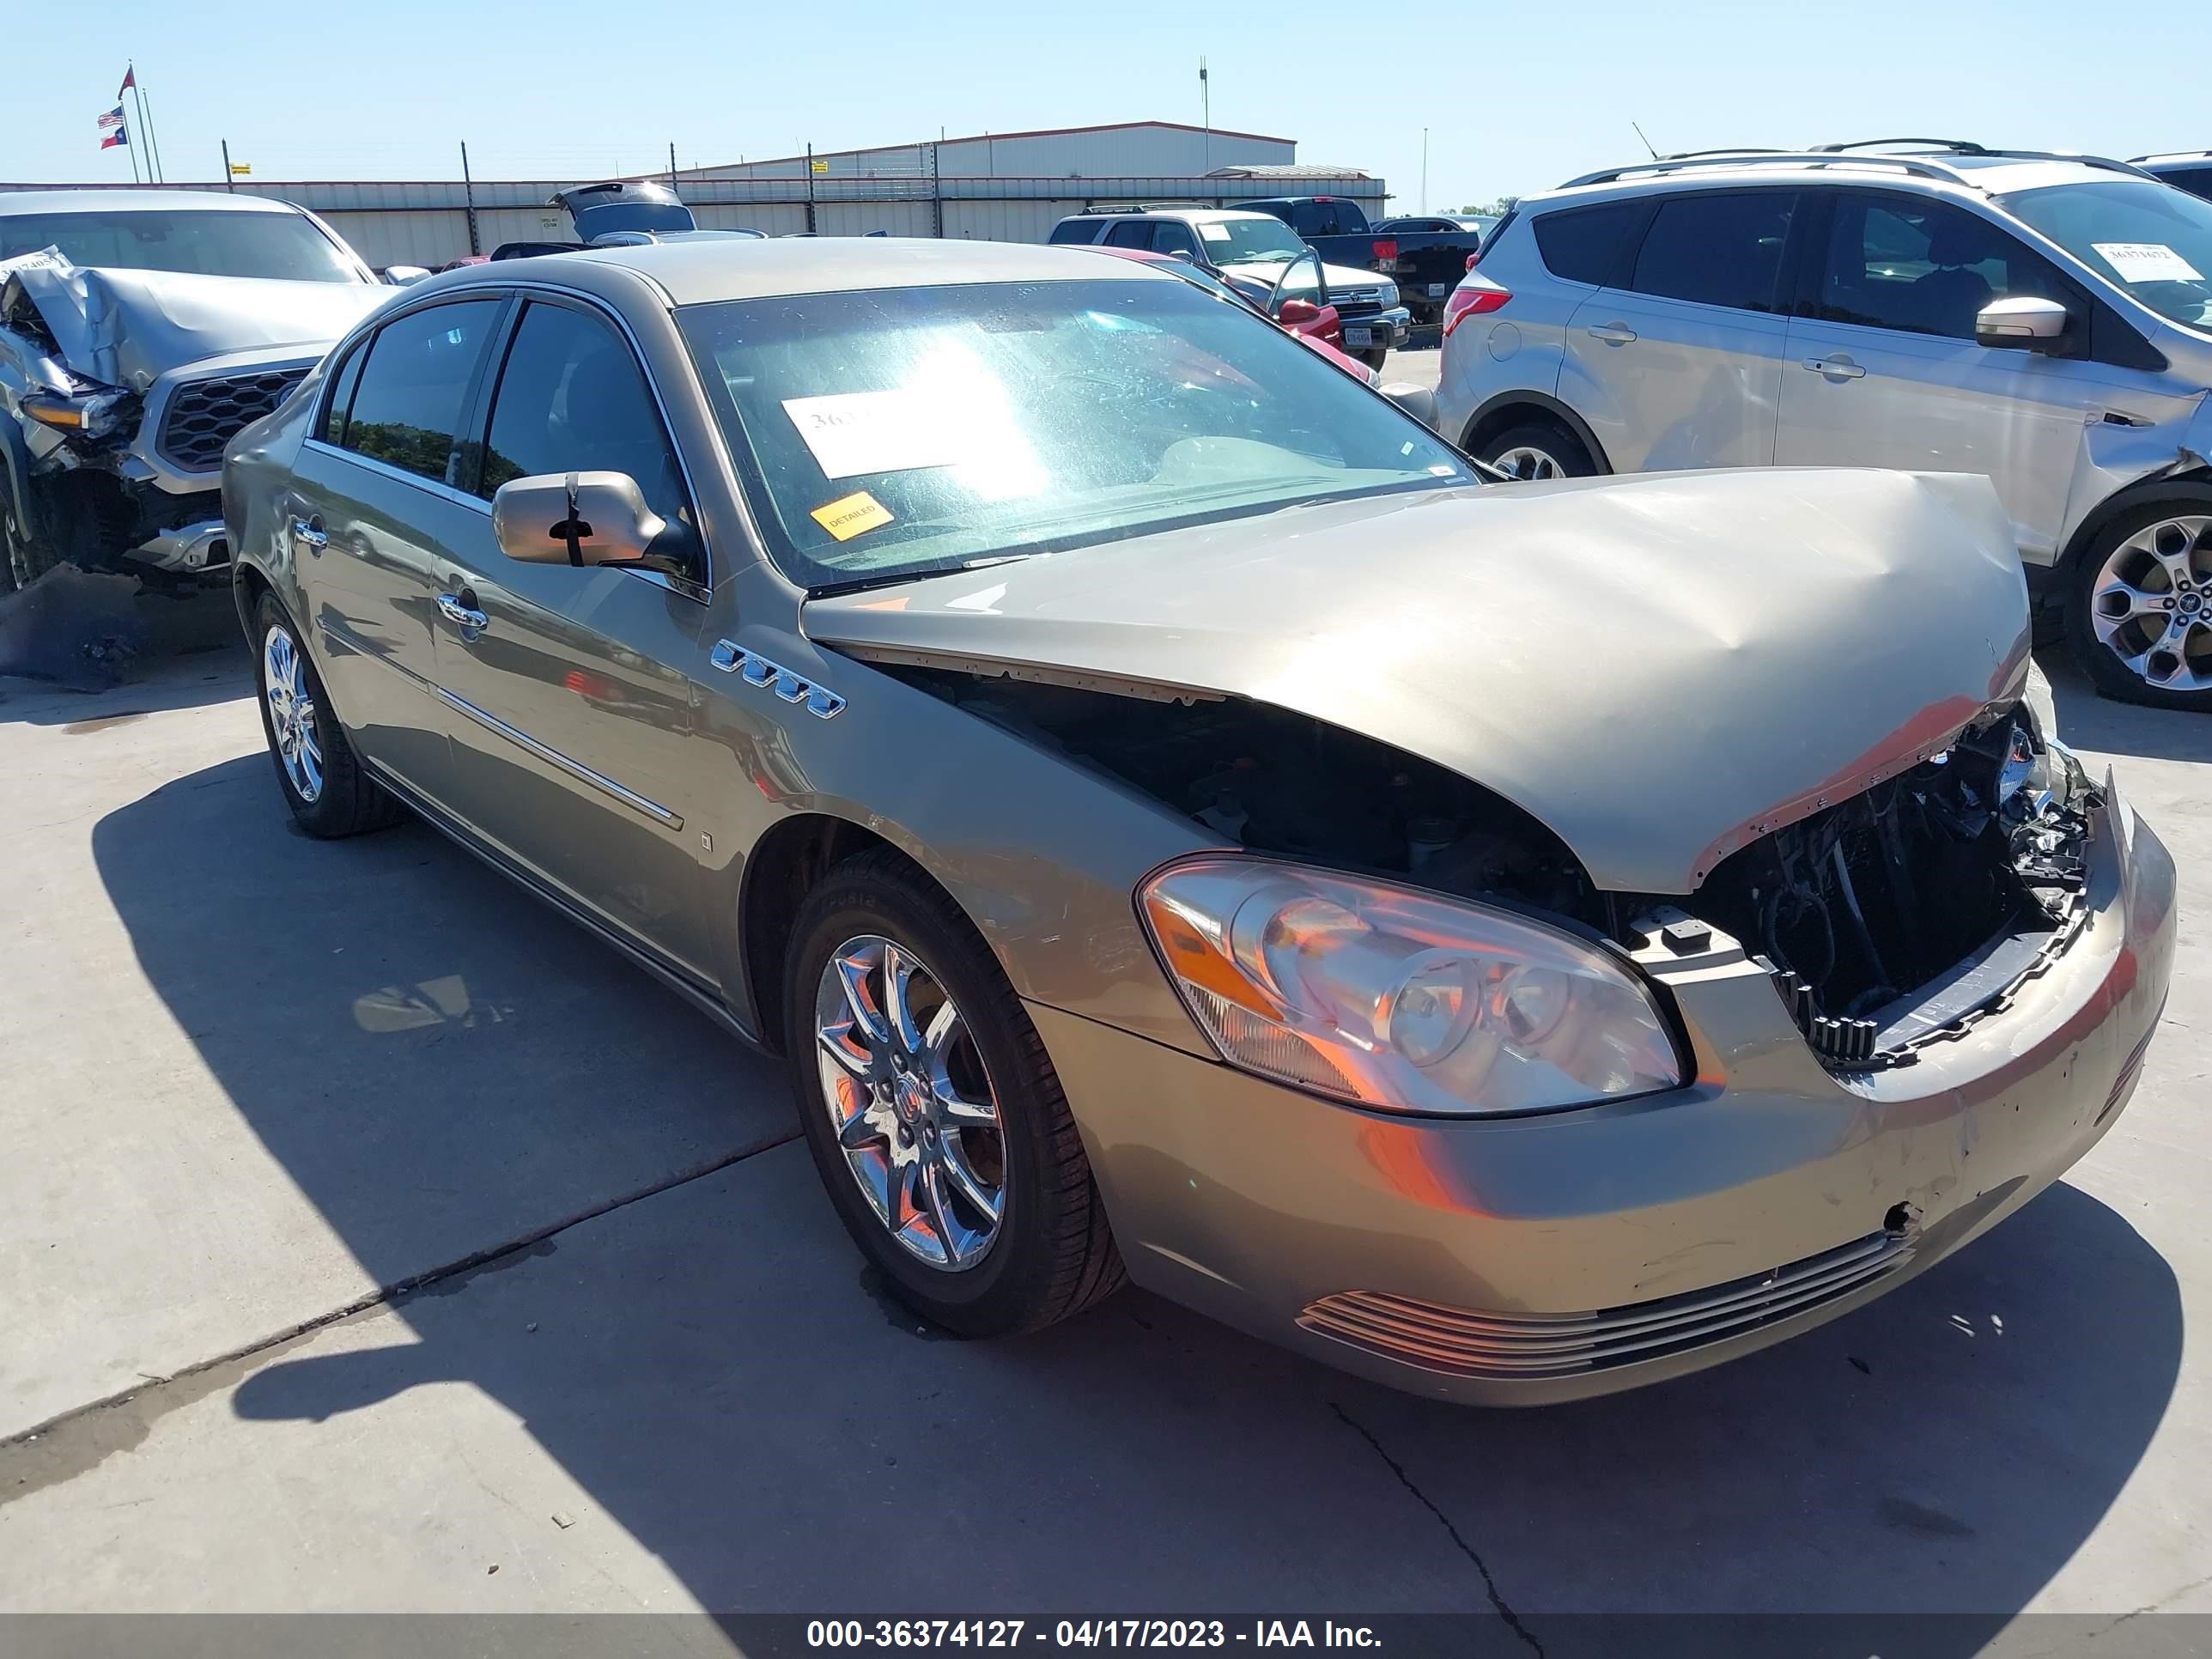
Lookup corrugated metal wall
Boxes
[3,124,1381,270]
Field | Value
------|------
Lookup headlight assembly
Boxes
[1138,857,1683,1115]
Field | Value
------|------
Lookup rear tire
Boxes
[1472,419,1595,481]
[783,847,1125,1337]
[252,592,406,836]
[2064,501,2212,712]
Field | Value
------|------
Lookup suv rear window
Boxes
[1627,191,1795,312]
[1532,202,1647,285]
[1048,221,1101,246]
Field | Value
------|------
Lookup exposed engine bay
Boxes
[884,663,2094,1073]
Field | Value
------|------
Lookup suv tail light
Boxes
[1441,277,1510,337]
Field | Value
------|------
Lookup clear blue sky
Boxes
[15,1,2210,211]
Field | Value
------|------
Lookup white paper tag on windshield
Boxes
[782,390,963,480]
[2093,242,2204,283]
[1198,222,1231,242]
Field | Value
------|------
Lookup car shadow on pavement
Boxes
[94,755,2185,1632]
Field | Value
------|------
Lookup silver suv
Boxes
[1436,143,2212,709]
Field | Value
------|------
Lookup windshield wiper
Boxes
[807,552,1039,599]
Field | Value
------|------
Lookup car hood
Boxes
[804,468,2033,895]
[0,251,387,392]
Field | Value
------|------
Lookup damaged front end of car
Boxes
[1674,702,2096,1068]
[2,249,370,593]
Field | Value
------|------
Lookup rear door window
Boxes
[337,300,502,484]
[1626,191,1796,312]
[1290,202,1346,236]
[1103,220,1155,250]
[1532,201,1649,286]
[1047,220,1100,246]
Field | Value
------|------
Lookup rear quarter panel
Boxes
[1436,223,1577,445]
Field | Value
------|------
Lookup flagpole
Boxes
[141,82,167,184]
[125,117,141,185]
[127,66,158,184]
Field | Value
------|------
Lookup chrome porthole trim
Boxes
[262,623,325,804]
[710,640,846,718]
[813,934,1006,1273]
[2090,514,2212,693]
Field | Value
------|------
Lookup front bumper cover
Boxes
[1036,782,2175,1405]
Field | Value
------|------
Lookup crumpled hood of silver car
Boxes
[1,252,387,392]
[806,467,2034,895]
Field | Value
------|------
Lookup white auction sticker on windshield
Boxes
[782,390,963,480]
[1199,222,1231,242]
[2094,242,2204,283]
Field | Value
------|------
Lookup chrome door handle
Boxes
[1586,324,1638,344]
[1802,356,1867,380]
[290,515,328,550]
[436,592,489,631]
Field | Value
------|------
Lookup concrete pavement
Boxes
[2,574,2209,1632]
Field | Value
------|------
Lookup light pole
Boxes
[1420,127,1429,216]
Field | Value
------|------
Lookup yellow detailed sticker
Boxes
[810,489,894,542]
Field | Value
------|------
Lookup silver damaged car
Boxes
[222,239,2176,1403]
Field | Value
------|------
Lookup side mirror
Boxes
[382,264,433,286]
[1976,295,2070,351]
[491,471,665,567]
[1379,382,1438,429]
[1277,297,1322,325]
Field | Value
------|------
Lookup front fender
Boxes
[2053,388,2212,567]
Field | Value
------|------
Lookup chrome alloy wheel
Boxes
[813,935,1006,1271]
[1491,445,1565,481]
[2091,514,2212,694]
[262,623,325,803]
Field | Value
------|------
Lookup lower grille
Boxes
[1300,1230,1912,1380]
[158,368,310,473]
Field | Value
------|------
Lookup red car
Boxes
[1086,245,1379,385]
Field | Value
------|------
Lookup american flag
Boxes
[97,105,125,130]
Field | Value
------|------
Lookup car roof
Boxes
[0,188,306,218]
[422,235,1174,308]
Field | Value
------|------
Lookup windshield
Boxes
[680,276,1470,591]
[0,208,363,283]
[2002,179,2212,330]
[1200,217,1309,268]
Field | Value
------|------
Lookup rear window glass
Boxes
[1047,221,1100,246]
[1627,192,1794,312]
[339,301,501,484]
[1532,202,1646,285]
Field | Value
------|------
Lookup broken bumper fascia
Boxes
[1035,781,2175,1406]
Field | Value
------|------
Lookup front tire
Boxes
[2065,503,2212,711]
[1472,419,1595,482]
[252,592,405,836]
[783,848,1125,1336]
[1,483,65,594]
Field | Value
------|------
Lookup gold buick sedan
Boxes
[220,238,2175,1403]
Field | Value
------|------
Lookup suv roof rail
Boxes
[1812,137,1990,155]
[1076,201,1210,215]
[2134,150,2212,164]
[1562,151,1965,188]
[1562,147,2164,192]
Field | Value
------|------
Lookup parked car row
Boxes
[0,151,2192,1406]
[1436,141,2212,709]
[1046,204,1410,368]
